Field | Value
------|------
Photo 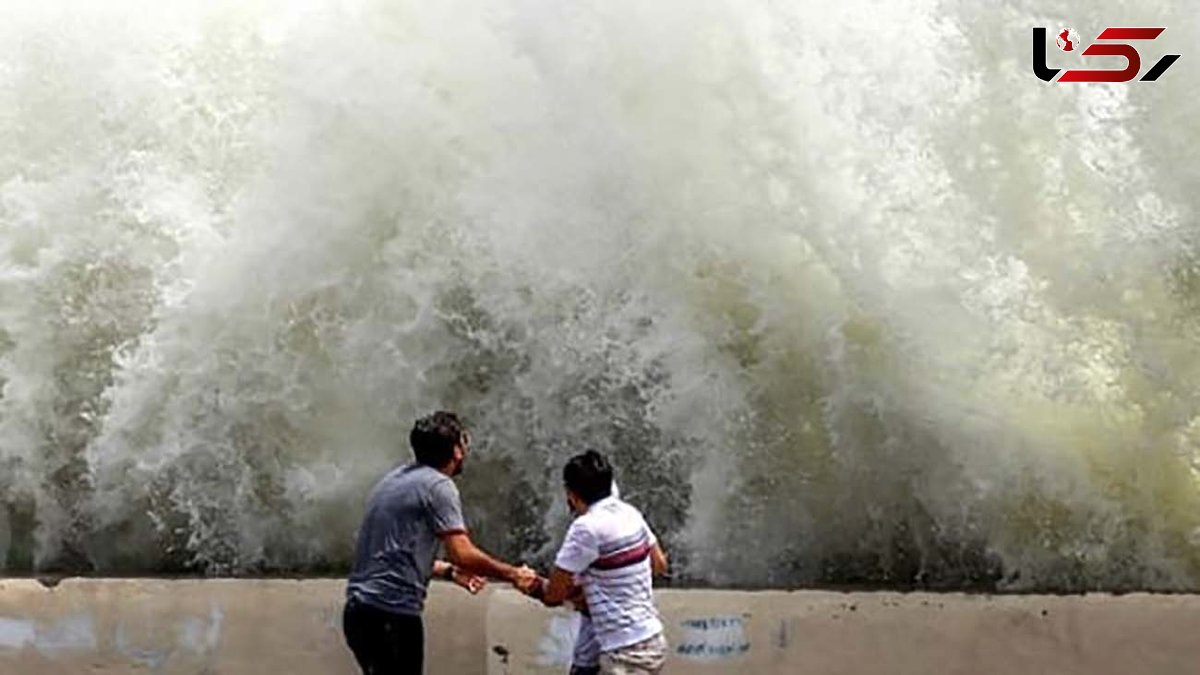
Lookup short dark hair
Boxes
[563,450,613,505]
[410,411,466,468]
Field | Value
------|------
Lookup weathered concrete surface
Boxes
[2,579,1199,674]
[488,588,1200,674]
[0,579,483,674]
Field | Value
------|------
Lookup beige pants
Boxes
[598,633,667,675]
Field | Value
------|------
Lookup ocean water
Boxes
[0,0,1198,590]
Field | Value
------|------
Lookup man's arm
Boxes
[533,567,577,607]
[426,479,535,591]
[650,544,669,577]
[643,517,668,577]
[532,519,598,606]
[440,532,534,588]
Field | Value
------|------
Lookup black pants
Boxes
[343,600,425,675]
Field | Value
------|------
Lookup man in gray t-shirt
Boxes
[347,463,468,614]
[343,411,537,674]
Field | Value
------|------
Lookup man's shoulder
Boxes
[605,497,648,523]
[371,464,453,504]
[388,463,451,487]
[582,499,646,535]
[566,512,598,538]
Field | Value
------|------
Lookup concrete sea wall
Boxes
[0,579,1196,674]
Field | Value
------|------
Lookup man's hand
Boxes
[510,565,539,593]
[453,568,487,595]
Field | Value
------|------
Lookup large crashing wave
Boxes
[1,0,1198,590]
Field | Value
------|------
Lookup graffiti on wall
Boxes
[675,614,751,660]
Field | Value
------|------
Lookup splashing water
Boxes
[1,0,1198,590]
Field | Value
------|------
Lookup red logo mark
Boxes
[1057,28,1075,52]
[1033,27,1180,83]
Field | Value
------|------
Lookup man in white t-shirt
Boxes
[569,480,620,675]
[532,451,669,674]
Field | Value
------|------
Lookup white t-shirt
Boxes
[555,495,663,653]
[572,482,619,668]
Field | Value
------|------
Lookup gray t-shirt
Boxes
[346,463,466,615]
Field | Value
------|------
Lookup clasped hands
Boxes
[448,564,584,612]
[441,563,537,596]
[511,567,586,612]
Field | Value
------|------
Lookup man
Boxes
[566,482,621,675]
[344,411,536,674]
[534,451,669,674]
[570,481,662,675]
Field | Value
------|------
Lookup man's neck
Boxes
[415,461,457,478]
